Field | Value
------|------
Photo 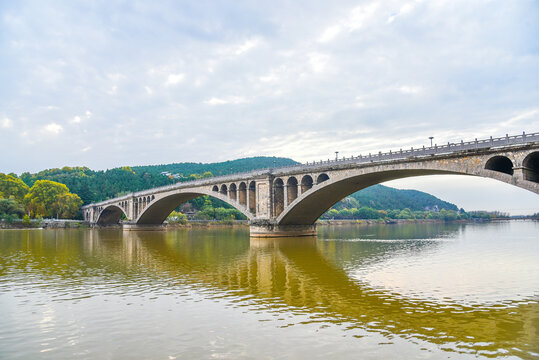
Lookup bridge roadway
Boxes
[82,132,539,236]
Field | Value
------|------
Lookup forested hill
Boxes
[337,184,458,212]
[16,156,458,212]
[133,156,298,177]
[18,157,298,205]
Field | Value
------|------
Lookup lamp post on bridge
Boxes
[335,151,339,161]
[429,136,434,147]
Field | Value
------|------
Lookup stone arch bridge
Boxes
[82,132,539,236]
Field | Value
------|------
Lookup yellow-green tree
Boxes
[24,180,82,218]
[0,173,30,203]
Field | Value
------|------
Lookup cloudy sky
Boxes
[1,0,538,213]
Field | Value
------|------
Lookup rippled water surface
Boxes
[0,221,538,359]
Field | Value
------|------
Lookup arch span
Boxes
[276,166,538,226]
[485,156,514,175]
[523,151,539,183]
[97,205,127,225]
[301,175,313,193]
[136,190,254,225]
[273,178,285,216]
[229,183,237,200]
[286,177,298,205]
[316,173,329,184]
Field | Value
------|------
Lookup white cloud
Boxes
[501,109,539,127]
[166,73,185,85]
[318,25,342,43]
[43,123,63,135]
[81,146,92,152]
[107,85,118,95]
[2,117,13,128]
[348,3,379,30]
[259,73,278,83]
[308,53,330,73]
[107,73,126,81]
[70,111,91,124]
[397,85,422,94]
[235,38,260,55]
[204,96,247,106]
[145,86,153,95]
[318,3,380,43]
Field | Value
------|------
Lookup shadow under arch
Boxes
[136,191,253,225]
[96,205,127,225]
[277,168,539,226]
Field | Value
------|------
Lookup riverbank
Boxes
[1,217,533,230]
[318,218,464,226]
[0,219,89,229]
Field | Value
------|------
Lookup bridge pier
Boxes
[249,223,317,238]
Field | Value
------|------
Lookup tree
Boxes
[24,180,82,218]
[0,173,30,203]
[53,193,83,219]
[0,198,25,219]
[167,211,188,224]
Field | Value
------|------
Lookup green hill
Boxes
[336,184,458,212]
[133,156,297,177]
[19,157,298,205]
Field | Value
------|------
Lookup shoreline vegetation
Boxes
[1,217,536,230]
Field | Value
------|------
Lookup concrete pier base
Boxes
[122,224,167,231]
[249,224,317,238]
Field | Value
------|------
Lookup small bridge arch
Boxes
[96,205,127,225]
[135,189,254,225]
[523,151,539,182]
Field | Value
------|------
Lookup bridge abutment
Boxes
[249,223,317,237]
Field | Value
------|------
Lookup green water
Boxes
[0,221,538,359]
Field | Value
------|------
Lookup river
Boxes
[0,221,537,359]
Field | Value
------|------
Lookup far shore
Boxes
[1,217,536,230]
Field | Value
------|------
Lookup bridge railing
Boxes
[303,131,539,168]
[84,131,538,207]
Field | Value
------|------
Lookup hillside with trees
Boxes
[334,184,458,212]
[19,157,297,205]
[133,156,297,177]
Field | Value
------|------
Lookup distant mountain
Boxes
[18,156,459,212]
[335,184,458,212]
[133,156,298,177]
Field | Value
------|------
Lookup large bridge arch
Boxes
[276,160,539,226]
[136,189,254,225]
[96,205,127,225]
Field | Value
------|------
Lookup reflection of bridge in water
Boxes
[82,133,539,236]
[2,228,537,357]
[69,229,537,358]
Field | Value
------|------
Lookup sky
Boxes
[0,0,538,214]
